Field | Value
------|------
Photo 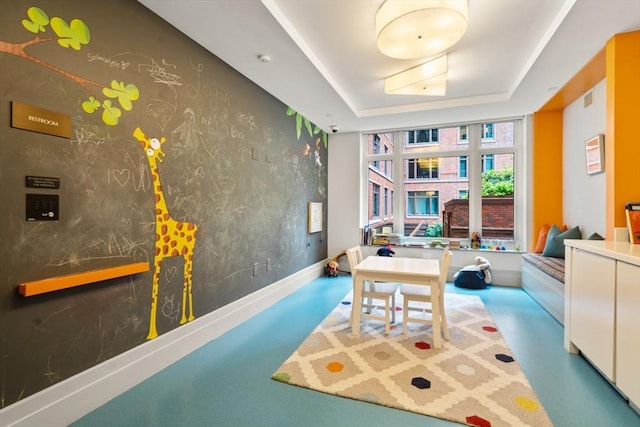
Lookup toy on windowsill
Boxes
[471,232,481,249]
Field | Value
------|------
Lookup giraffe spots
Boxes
[161,224,168,235]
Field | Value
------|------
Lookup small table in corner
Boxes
[351,256,441,347]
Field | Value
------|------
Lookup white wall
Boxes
[328,131,362,258]
[563,79,607,237]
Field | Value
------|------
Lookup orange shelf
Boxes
[18,262,149,297]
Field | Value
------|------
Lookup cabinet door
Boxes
[616,261,640,405]
[570,248,616,380]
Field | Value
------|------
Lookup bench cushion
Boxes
[522,253,565,283]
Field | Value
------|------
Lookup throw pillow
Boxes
[533,224,550,253]
[587,232,604,240]
[542,225,581,258]
[534,224,567,253]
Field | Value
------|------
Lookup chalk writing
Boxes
[87,52,130,70]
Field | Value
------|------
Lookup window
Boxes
[407,128,438,145]
[372,135,380,168]
[482,123,494,140]
[384,187,389,217]
[365,120,519,241]
[408,158,439,179]
[372,183,380,218]
[482,154,494,172]
[408,191,439,215]
[459,156,468,178]
[459,126,468,143]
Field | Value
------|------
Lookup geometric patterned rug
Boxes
[272,292,553,427]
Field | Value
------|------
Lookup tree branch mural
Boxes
[0,6,139,125]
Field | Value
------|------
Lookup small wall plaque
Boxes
[26,176,60,189]
[11,101,71,139]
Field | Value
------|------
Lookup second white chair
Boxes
[346,246,398,334]
[400,248,453,341]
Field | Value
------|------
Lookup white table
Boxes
[351,256,441,347]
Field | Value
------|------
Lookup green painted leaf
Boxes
[323,132,328,148]
[295,113,302,139]
[286,107,296,116]
[303,118,313,137]
[81,96,100,113]
[51,17,90,50]
[101,100,122,126]
[22,7,49,33]
[102,81,139,111]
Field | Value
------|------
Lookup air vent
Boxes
[584,91,593,107]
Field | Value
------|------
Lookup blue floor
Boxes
[72,275,640,427]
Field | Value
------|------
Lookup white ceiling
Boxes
[138,0,640,134]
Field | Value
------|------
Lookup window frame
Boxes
[363,120,522,244]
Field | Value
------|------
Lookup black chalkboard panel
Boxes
[0,0,327,407]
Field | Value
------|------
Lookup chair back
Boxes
[439,249,453,289]
[345,246,363,272]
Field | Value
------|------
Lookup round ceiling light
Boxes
[376,0,468,59]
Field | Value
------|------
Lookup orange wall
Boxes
[531,111,563,251]
[530,27,640,243]
[605,31,640,238]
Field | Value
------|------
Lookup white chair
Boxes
[400,248,453,340]
[346,246,398,334]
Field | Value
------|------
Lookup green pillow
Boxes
[587,232,604,240]
[542,225,581,258]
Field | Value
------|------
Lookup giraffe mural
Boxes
[133,127,198,340]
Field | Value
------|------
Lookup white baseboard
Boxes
[0,261,326,427]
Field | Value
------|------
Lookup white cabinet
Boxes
[616,261,640,405]
[565,240,640,411]
[568,248,616,380]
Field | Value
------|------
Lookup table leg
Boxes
[351,272,363,337]
[431,281,442,349]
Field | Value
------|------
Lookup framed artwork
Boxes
[585,134,604,175]
[308,202,322,233]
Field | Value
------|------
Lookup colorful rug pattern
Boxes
[272,293,553,427]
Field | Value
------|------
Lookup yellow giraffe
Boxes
[133,127,198,340]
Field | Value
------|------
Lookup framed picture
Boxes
[585,134,604,175]
[308,202,322,233]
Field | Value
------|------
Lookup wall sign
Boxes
[26,175,60,189]
[11,101,71,138]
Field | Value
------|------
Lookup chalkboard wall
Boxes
[0,0,328,407]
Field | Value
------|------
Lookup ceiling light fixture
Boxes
[376,0,468,59]
[384,55,447,96]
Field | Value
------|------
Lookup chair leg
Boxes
[441,312,450,340]
[384,298,391,335]
[365,296,373,313]
[391,293,396,323]
[402,298,409,334]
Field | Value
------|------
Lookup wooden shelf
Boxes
[17,262,149,297]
